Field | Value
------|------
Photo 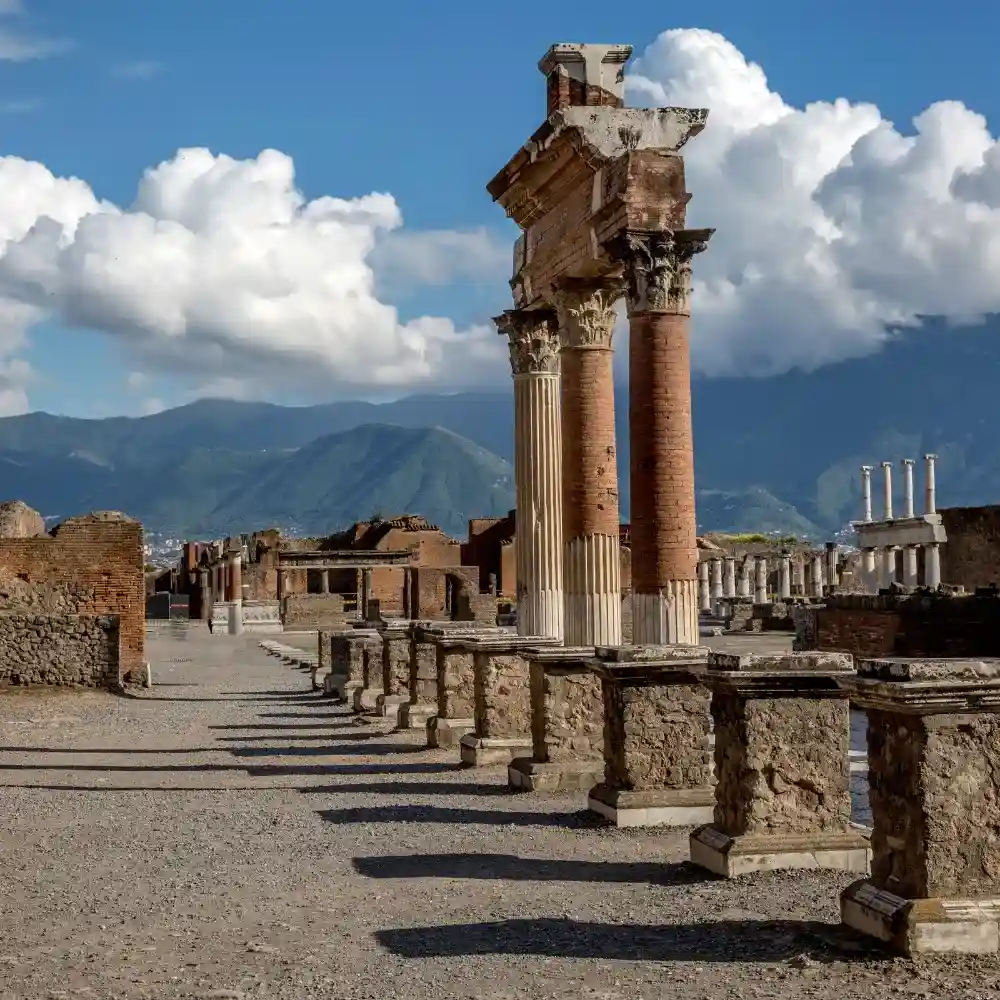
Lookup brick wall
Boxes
[0,612,120,687]
[940,505,1000,589]
[0,513,143,671]
[282,594,351,629]
[814,593,1000,658]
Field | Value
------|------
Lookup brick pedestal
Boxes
[508,646,602,792]
[839,657,1000,955]
[588,644,714,827]
[689,651,870,877]
[460,635,559,766]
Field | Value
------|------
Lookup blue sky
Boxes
[2,0,1000,417]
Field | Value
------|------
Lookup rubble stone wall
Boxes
[530,660,603,763]
[0,612,120,688]
[473,650,532,738]
[282,594,351,628]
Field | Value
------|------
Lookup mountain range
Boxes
[0,317,995,541]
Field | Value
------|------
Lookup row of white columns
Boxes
[697,549,837,611]
[860,455,937,522]
[859,543,941,591]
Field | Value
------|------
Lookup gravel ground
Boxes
[0,628,997,1000]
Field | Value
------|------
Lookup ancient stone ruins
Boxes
[8,42,1000,977]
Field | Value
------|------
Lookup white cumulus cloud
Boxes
[628,28,1000,376]
[0,147,505,409]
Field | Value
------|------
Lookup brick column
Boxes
[552,278,623,647]
[495,308,564,640]
[614,229,713,645]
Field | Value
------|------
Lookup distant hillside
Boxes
[695,487,824,538]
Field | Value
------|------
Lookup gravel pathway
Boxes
[0,628,997,999]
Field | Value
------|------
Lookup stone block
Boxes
[588,644,714,828]
[838,656,1000,955]
[376,692,408,718]
[426,715,475,749]
[690,651,870,877]
[460,734,532,767]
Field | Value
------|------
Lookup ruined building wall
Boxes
[282,594,351,628]
[940,505,1000,589]
[0,513,144,670]
[0,613,120,687]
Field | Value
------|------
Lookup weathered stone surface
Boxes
[0,612,119,687]
[474,648,533,739]
[380,632,410,697]
[437,643,476,719]
[0,500,46,538]
[408,639,438,705]
[361,635,384,689]
[530,655,602,763]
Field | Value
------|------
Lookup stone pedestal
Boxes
[508,646,602,792]
[588,645,714,827]
[377,624,411,718]
[398,629,439,730]
[838,657,1000,955]
[426,636,480,749]
[328,628,379,703]
[352,634,385,712]
[689,651,870,878]
[460,635,558,767]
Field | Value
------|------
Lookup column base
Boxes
[517,590,564,642]
[508,756,604,793]
[587,783,714,828]
[632,585,699,646]
[376,693,408,718]
[841,879,1000,955]
[323,672,347,699]
[426,716,475,749]
[459,735,531,767]
[689,825,871,878]
[397,701,435,730]
[352,685,383,712]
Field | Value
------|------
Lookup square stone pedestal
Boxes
[838,656,1000,955]
[588,645,714,828]
[329,628,379,704]
[508,646,602,793]
[380,625,411,715]
[428,633,499,749]
[352,635,385,713]
[690,651,871,878]
[427,715,475,749]
[376,693,408,718]
[460,634,558,767]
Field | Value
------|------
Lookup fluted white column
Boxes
[903,545,919,587]
[496,309,564,639]
[861,466,874,522]
[882,461,894,520]
[810,554,824,598]
[737,557,752,598]
[754,557,768,603]
[862,549,877,591]
[698,560,711,612]
[925,543,941,588]
[825,542,839,592]
[723,557,737,599]
[924,454,937,514]
[710,558,724,612]
[901,459,915,518]
[778,553,792,600]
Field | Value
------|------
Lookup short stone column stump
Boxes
[352,633,385,712]
[461,636,558,766]
[427,636,480,749]
[839,657,1000,956]
[326,628,379,702]
[689,651,870,878]
[588,645,714,827]
[509,646,602,792]
[376,624,411,718]
[397,626,439,730]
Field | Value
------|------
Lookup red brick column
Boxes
[553,278,623,647]
[495,308,564,640]
[615,229,713,645]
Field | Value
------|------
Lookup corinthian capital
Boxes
[493,308,560,375]
[551,278,623,350]
[611,228,714,315]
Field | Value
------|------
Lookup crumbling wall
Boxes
[940,505,1000,590]
[0,512,144,670]
[0,613,120,687]
[282,594,351,628]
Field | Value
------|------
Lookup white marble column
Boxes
[810,554,824,598]
[698,560,711,613]
[862,548,877,591]
[881,461,894,520]
[880,546,897,588]
[792,556,805,597]
[925,542,941,588]
[496,309,564,639]
[710,558,724,611]
[722,557,737,599]
[903,545,919,587]
[754,557,768,603]
[778,553,792,600]
[860,465,874,522]
[737,557,752,598]
[825,542,839,592]
[924,453,937,514]
[901,459,915,518]
[227,553,244,635]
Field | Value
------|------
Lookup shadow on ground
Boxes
[374,917,886,963]
[354,853,707,885]
[317,804,601,828]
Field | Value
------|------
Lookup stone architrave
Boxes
[611,229,712,645]
[495,308,564,640]
[508,646,603,791]
[352,632,385,712]
[588,644,714,827]
[839,657,1000,956]
[689,651,870,878]
[459,635,559,766]
[552,278,623,648]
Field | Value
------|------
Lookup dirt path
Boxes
[0,629,995,999]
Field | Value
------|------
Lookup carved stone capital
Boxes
[494,308,560,375]
[611,228,714,316]
[552,278,623,350]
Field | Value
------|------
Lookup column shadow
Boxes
[317,804,601,828]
